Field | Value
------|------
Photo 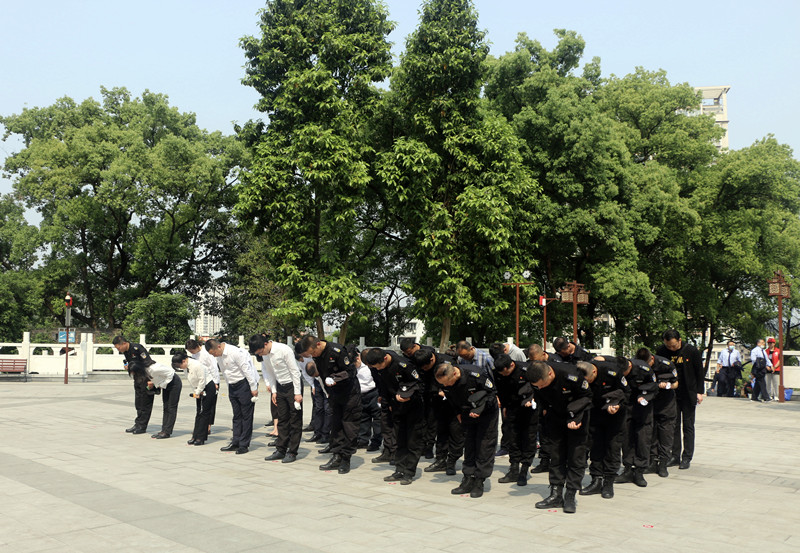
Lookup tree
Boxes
[378,0,538,350]
[122,292,197,343]
[237,0,395,338]
[1,87,245,329]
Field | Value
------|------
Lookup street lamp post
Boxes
[558,280,589,344]
[502,271,534,345]
[767,271,792,403]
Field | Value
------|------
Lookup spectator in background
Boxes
[765,337,781,400]
[750,339,773,403]
[456,341,494,375]
[715,341,742,398]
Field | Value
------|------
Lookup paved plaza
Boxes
[1,379,799,553]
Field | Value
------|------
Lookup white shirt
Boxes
[259,341,302,395]
[507,343,528,363]
[357,364,376,393]
[186,358,213,397]
[218,343,260,391]
[146,362,175,389]
[298,356,315,387]
[191,347,220,384]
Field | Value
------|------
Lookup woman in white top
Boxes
[129,358,182,439]
[173,352,216,445]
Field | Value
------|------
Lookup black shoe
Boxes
[601,478,614,499]
[193,440,205,446]
[470,478,485,498]
[679,459,691,470]
[319,454,342,471]
[319,444,333,454]
[366,443,380,452]
[220,443,239,452]
[615,467,633,484]
[633,469,647,487]
[187,439,197,445]
[389,455,396,466]
[357,441,369,449]
[267,440,278,447]
[424,448,434,459]
[337,457,351,474]
[498,464,520,484]
[399,475,413,485]
[579,477,603,495]
[644,460,658,474]
[658,460,669,478]
[302,425,314,432]
[445,461,457,476]
[126,426,138,433]
[424,459,447,473]
[563,489,577,513]
[451,475,476,495]
[264,419,274,427]
[235,447,249,454]
[317,437,330,444]
[535,485,564,509]
[372,450,392,464]
[531,460,550,473]
[517,464,530,486]
[495,447,509,457]
[152,432,170,439]
[666,456,680,467]
[384,471,404,482]
[131,428,146,434]
[305,434,322,443]
[282,453,297,464]
[265,451,286,461]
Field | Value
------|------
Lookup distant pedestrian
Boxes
[750,339,773,403]
[715,341,742,397]
[765,337,781,400]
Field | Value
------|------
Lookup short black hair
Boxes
[185,339,201,350]
[171,351,188,369]
[527,361,550,383]
[455,340,471,352]
[488,342,505,360]
[435,362,456,381]
[662,329,680,342]
[527,343,545,360]
[399,338,417,353]
[576,361,594,379]
[204,339,221,352]
[112,336,127,346]
[413,348,435,366]
[635,347,652,362]
[345,343,360,363]
[299,335,319,353]
[248,334,267,355]
[494,353,513,371]
[363,348,387,366]
[552,337,569,353]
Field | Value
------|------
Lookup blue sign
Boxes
[58,330,76,344]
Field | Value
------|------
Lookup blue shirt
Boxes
[750,346,773,367]
[717,349,742,367]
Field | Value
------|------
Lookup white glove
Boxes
[325,377,335,387]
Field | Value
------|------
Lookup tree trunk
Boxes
[703,321,716,373]
[439,316,451,353]
[315,316,325,340]
[339,314,351,345]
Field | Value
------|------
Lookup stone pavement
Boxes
[1,380,799,553]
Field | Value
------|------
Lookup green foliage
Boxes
[121,292,197,343]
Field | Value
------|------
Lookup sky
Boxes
[2,0,799,205]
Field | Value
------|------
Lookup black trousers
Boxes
[433,396,464,462]
[160,376,182,436]
[422,392,438,452]
[208,382,218,425]
[650,392,676,461]
[192,380,217,441]
[752,374,770,401]
[379,398,397,455]
[672,394,697,462]
[310,380,330,439]
[547,412,590,490]
[133,379,154,430]
[393,399,426,478]
[504,406,539,466]
[718,367,736,397]
[461,405,499,479]
[275,382,303,455]
[228,379,255,448]
[329,385,362,458]
[622,401,653,469]
[588,406,625,478]
[537,404,552,461]
[358,388,382,447]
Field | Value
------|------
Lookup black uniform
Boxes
[124,343,156,432]
[494,361,538,468]
[649,354,679,464]
[380,352,426,479]
[556,343,594,364]
[314,342,362,459]
[586,359,629,480]
[533,362,593,491]
[368,363,397,458]
[440,364,498,480]
[656,342,704,464]
[406,346,438,455]
[621,359,658,471]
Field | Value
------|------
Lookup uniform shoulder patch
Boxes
[471,371,481,378]
[333,347,341,353]
[411,369,419,379]
[672,369,677,377]
[621,376,627,386]
[608,370,617,377]
[660,359,670,365]
[485,379,493,388]
[567,375,578,382]
[581,380,589,389]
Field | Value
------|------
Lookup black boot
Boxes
[666,455,680,467]
[563,489,577,513]
[517,463,530,486]
[498,463,520,484]
[470,478,485,498]
[644,459,658,474]
[337,456,351,474]
[535,485,564,509]
[615,466,634,483]
[445,458,457,476]
[579,476,603,495]
[658,458,669,478]
[601,478,614,499]
[451,475,475,495]
[531,458,550,473]
[424,458,447,472]
[633,468,648,487]
[371,450,392,463]
[319,454,342,471]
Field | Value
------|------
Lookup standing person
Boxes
[413,348,464,476]
[299,335,362,474]
[435,361,498,498]
[113,336,156,435]
[186,339,220,433]
[552,337,593,364]
[750,339,773,403]
[205,339,259,455]
[765,337,781,400]
[365,348,425,485]
[527,360,592,514]
[173,352,215,446]
[354,347,382,452]
[656,329,704,470]
[128,358,182,439]
[250,335,303,464]
[715,341,742,398]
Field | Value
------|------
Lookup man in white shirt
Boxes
[750,339,773,403]
[206,339,259,454]
[186,339,220,430]
[250,335,303,463]
[715,341,742,397]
